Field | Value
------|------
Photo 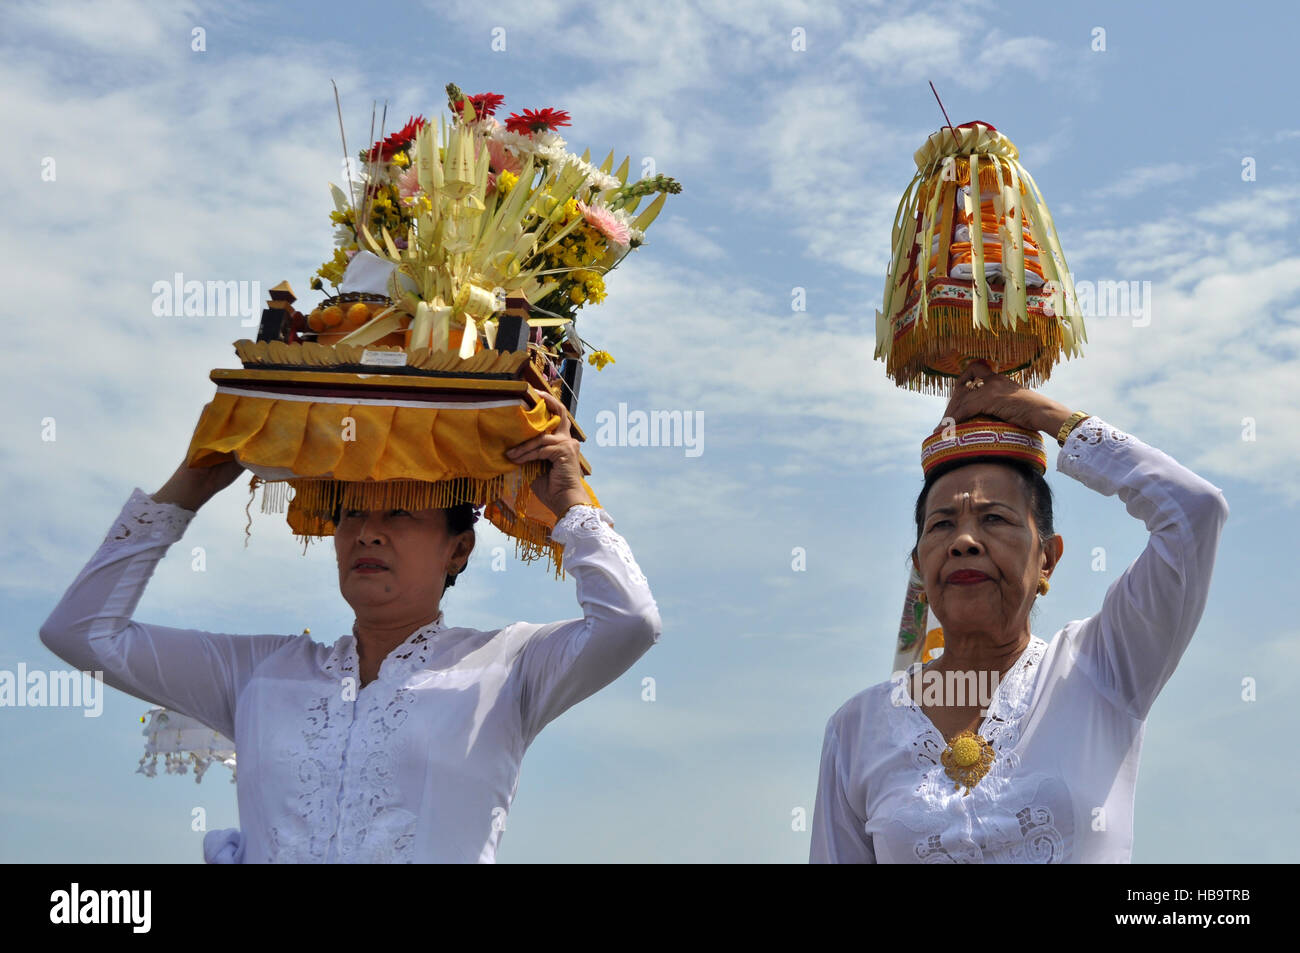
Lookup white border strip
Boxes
[215,385,524,411]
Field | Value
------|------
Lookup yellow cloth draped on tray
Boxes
[185,386,599,576]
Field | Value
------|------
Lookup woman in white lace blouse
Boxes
[810,361,1229,863]
[40,390,661,863]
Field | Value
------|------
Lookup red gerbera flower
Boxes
[367,115,426,162]
[504,108,572,136]
[453,92,505,118]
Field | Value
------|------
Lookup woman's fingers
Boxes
[508,434,575,463]
[535,389,571,436]
[506,389,572,459]
[941,360,1013,428]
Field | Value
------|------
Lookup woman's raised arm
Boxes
[511,503,661,745]
[1058,417,1230,720]
[39,457,302,739]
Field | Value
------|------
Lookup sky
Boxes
[2,0,1297,863]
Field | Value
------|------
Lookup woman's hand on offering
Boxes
[505,389,590,517]
[937,359,1074,436]
[152,455,247,512]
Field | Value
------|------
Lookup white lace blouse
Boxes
[39,493,661,863]
[810,416,1230,863]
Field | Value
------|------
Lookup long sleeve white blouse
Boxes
[39,493,661,863]
[810,416,1230,863]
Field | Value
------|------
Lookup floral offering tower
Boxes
[184,83,680,574]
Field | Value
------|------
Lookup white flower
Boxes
[590,169,622,192]
[560,154,622,193]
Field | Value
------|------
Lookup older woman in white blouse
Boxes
[40,390,661,863]
[811,361,1229,863]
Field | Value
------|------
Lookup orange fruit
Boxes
[344,302,371,328]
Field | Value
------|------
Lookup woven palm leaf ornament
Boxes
[875,120,1087,394]
[882,105,1085,673]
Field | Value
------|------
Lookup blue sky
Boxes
[2,0,1297,862]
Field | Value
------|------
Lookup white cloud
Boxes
[6,0,203,57]
[843,9,1055,90]
[650,217,727,261]
[1090,161,1199,200]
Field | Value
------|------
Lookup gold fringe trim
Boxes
[241,461,571,577]
[885,305,1068,396]
[282,466,547,519]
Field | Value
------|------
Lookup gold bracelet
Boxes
[1056,411,1092,447]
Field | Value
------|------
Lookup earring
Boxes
[1037,576,1050,595]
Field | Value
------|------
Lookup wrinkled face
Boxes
[913,464,1055,639]
[334,507,474,617]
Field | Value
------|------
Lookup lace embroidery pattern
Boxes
[337,687,418,863]
[553,505,649,588]
[884,638,1068,862]
[553,504,611,536]
[887,636,1046,773]
[385,620,444,675]
[1062,416,1131,466]
[903,777,1070,864]
[993,801,1067,863]
[103,489,194,553]
[268,637,357,863]
[977,637,1046,756]
[270,622,440,863]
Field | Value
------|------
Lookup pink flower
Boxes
[486,139,522,175]
[577,200,629,247]
[397,165,421,201]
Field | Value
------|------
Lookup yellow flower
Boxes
[587,350,615,371]
[498,170,518,194]
[568,285,586,304]
[391,151,411,168]
[315,247,352,286]
[563,198,580,222]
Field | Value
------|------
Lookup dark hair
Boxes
[440,503,477,590]
[910,458,1055,566]
[331,501,477,592]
